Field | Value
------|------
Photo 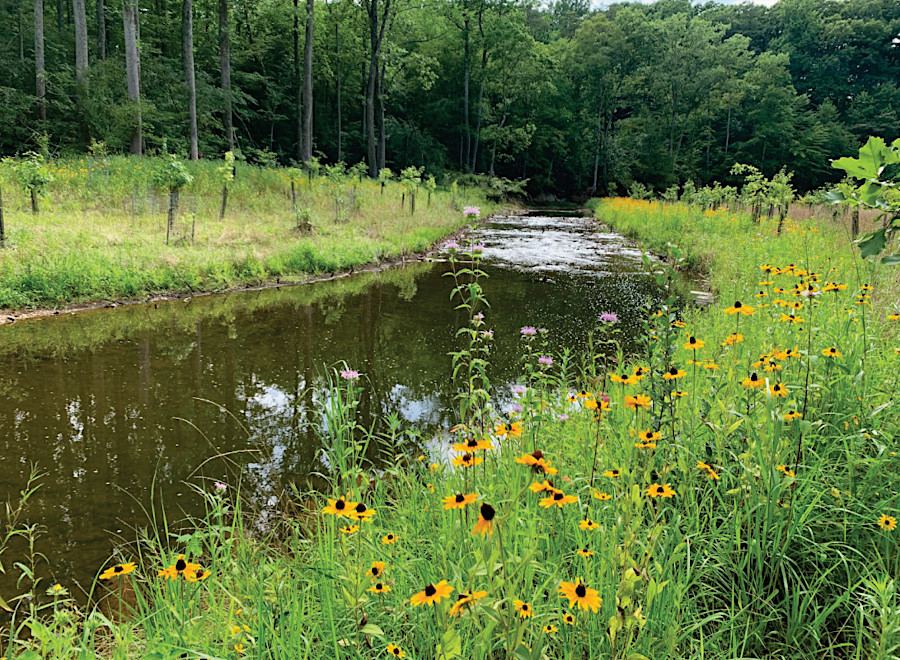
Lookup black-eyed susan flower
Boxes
[635,441,657,449]
[323,496,358,518]
[783,410,802,421]
[472,503,496,536]
[452,453,483,468]
[637,429,661,443]
[611,372,638,386]
[579,518,600,531]
[775,464,795,477]
[603,468,621,479]
[624,394,651,410]
[185,567,211,582]
[671,390,687,398]
[696,461,720,480]
[339,524,359,535]
[662,366,686,380]
[495,422,523,438]
[684,336,705,350]
[742,373,763,388]
[369,582,391,594]
[576,547,594,557]
[671,320,686,328]
[646,483,677,498]
[724,301,755,315]
[529,480,560,494]
[352,502,377,521]
[539,491,578,508]
[410,580,453,607]
[382,533,398,545]
[558,579,602,612]
[515,450,558,475]
[576,389,593,398]
[452,437,493,452]
[513,600,533,618]
[368,562,387,578]
[584,398,611,413]
[562,611,576,626]
[878,514,897,531]
[822,347,842,358]
[769,383,788,398]
[448,590,487,616]
[592,490,612,501]
[722,333,744,346]
[386,643,406,658]
[100,563,136,580]
[543,624,558,634]
[888,314,900,321]
[443,492,478,510]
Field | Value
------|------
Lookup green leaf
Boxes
[881,255,900,265]
[823,190,847,204]
[0,592,11,612]
[436,628,461,660]
[360,624,384,637]
[859,228,887,259]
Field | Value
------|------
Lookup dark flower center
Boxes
[467,439,478,447]
[689,337,696,344]
[387,534,394,540]
[463,453,473,462]
[669,367,678,375]
[356,503,367,513]
[481,503,496,521]
[553,492,563,501]
[523,604,530,611]
[175,558,187,571]
[372,567,380,576]
[734,301,742,308]
[575,584,586,598]
[645,432,652,439]
[532,450,544,459]
[455,494,465,503]
[114,565,123,573]
[392,648,400,656]
[751,373,758,381]
[335,500,346,510]
[376,583,383,590]
[424,584,437,597]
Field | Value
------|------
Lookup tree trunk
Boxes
[591,104,602,193]
[851,208,859,239]
[365,0,378,176]
[123,0,142,154]
[31,189,39,213]
[471,81,484,172]
[35,0,46,121]
[0,184,5,245]
[377,62,386,172]
[301,0,313,163]
[18,1,25,63]
[167,189,179,243]
[96,0,106,59]
[73,0,88,83]
[462,16,470,172]
[220,185,228,219]
[293,0,303,161]
[335,19,341,162]
[183,0,199,160]
[219,0,233,151]
[56,0,61,30]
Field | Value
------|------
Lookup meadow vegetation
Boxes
[0,154,493,311]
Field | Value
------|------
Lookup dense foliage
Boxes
[0,0,897,195]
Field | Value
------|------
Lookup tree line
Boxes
[0,0,897,195]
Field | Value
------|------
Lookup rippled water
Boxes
[0,214,691,591]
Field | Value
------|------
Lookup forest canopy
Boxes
[0,0,898,195]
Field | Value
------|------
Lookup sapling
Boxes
[378,167,393,196]
[218,151,235,219]
[4,152,53,214]
[151,154,194,245]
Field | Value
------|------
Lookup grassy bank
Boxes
[0,156,493,311]
[4,200,900,659]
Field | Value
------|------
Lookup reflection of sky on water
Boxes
[0,214,692,591]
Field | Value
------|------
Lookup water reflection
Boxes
[0,215,687,590]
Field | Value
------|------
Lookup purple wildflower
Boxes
[512,385,527,396]
[538,356,553,366]
[340,369,360,381]
[463,206,481,217]
[557,414,569,422]
[443,240,459,251]
[521,326,537,336]
[599,312,619,323]
[512,404,524,413]
[214,481,227,492]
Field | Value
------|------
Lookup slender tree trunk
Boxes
[56,0,61,30]
[0,184,5,245]
[293,0,303,161]
[97,0,106,59]
[35,0,46,121]
[377,62,386,171]
[365,0,379,176]
[183,0,199,160]
[471,80,484,172]
[73,0,88,82]
[724,101,732,156]
[591,104,602,193]
[335,19,341,162]
[852,208,859,239]
[219,0,233,151]
[123,0,142,154]
[301,0,313,163]
[19,1,25,63]
[463,16,470,172]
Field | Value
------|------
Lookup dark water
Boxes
[0,215,687,593]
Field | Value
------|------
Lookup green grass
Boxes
[4,198,900,659]
[0,156,493,310]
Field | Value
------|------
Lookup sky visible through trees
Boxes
[0,0,897,195]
